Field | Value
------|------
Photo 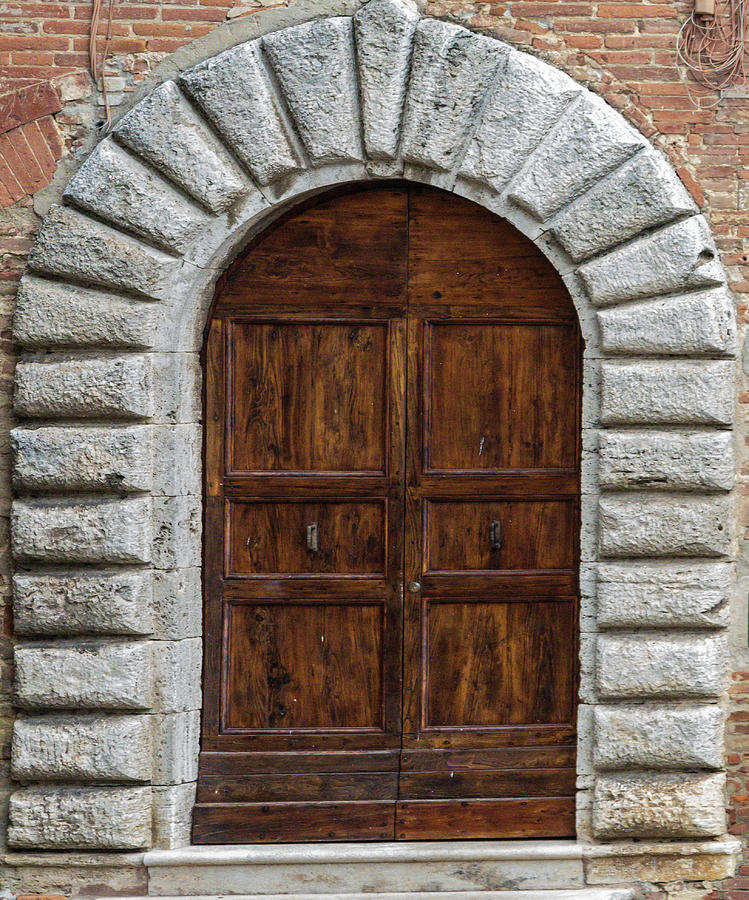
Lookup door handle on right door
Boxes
[490,519,502,551]
[407,581,421,593]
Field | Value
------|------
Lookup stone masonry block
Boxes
[594,704,723,770]
[596,633,726,699]
[152,425,201,497]
[152,710,200,784]
[114,80,248,214]
[13,569,153,636]
[598,287,736,356]
[15,354,153,420]
[151,568,201,640]
[152,639,202,713]
[152,496,201,570]
[354,0,418,160]
[578,215,724,307]
[12,425,152,493]
[598,430,734,492]
[401,19,506,172]
[550,150,696,261]
[509,93,645,221]
[596,561,731,629]
[64,140,208,254]
[15,640,153,710]
[12,714,152,782]
[600,360,733,426]
[179,40,302,185]
[593,772,726,839]
[599,494,730,558]
[12,497,152,565]
[152,782,195,849]
[263,18,363,164]
[14,275,157,350]
[8,785,151,850]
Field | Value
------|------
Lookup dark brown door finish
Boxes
[194,183,581,844]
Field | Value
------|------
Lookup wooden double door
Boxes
[194,183,581,843]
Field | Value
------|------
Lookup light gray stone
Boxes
[593,772,726,838]
[12,714,152,781]
[550,151,696,262]
[8,785,151,849]
[401,19,506,172]
[461,46,580,191]
[152,568,201,639]
[598,430,734,492]
[596,633,726,699]
[13,569,153,636]
[152,782,195,850]
[12,497,152,565]
[594,704,723,770]
[14,275,157,350]
[598,287,736,356]
[353,0,418,160]
[12,425,152,493]
[509,94,644,220]
[596,561,731,629]
[14,354,152,420]
[263,18,363,164]
[114,80,247,213]
[28,205,187,301]
[152,710,200,784]
[152,496,201,570]
[152,425,201,497]
[14,640,153,710]
[578,215,725,307]
[179,40,302,185]
[599,494,731,558]
[600,360,734,426]
[152,639,202,713]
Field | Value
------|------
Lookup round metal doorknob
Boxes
[407,581,422,593]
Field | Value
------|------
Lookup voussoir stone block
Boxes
[401,19,506,172]
[593,772,726,839]
[12,425,152,493]
[596,633,726,699]
[263,18,363,164]
[596,561,731,629]
[14,354,152,420]
[598,430,734,492]
[600,360,733,426]
[599,494,730,558]
[8,785,151,849]
[12,497,152,565]
[13,569,153,636]
[578,215,724,307]
[14,640,153,710]
[12,714,152,782]
[598,286,736,356]
[594,704,723,770]
[114,80,247,213]
[550,150,696,261]
[14,275,157,350]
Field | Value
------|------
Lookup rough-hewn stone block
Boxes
[596,633,726,699]
[599,494,730,558]
[263,18,363,164]
[596,561,731,629]
[354,0,418,161]
[152,568,201,640]
[600,360,733,426]
[12,497,152,565]
[8,786,151,849]
[401,19,506,172]
[550,151,696,261]
[509,93,644,220]
[13,570,153,636]
[598,287,736,356]
[179,40,302,185]
[15,641,153,710]
[152,782,195,849]
[598,430,734,492]
[152,639,202,713]
[152,425,201,497]
[578,215,724,307]
[152,496,201,570]
[593,773,725,838]
[14,354,152,420]
[12,714,152,781]
[64,140,208,254]
[152,710,200,784]
[114,80,247,213]
[12,425,152,493]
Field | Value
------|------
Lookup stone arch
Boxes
[6,0,738,861]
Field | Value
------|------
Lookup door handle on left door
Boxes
[490,519,502,550]
[306,522,319,552]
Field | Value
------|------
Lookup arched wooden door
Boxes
[194,183,581,843]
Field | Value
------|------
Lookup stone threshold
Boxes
[108,891,637,900]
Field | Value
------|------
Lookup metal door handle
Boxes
[407,581,421,593]
[490,520,502,550]
[306,522,319,552]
